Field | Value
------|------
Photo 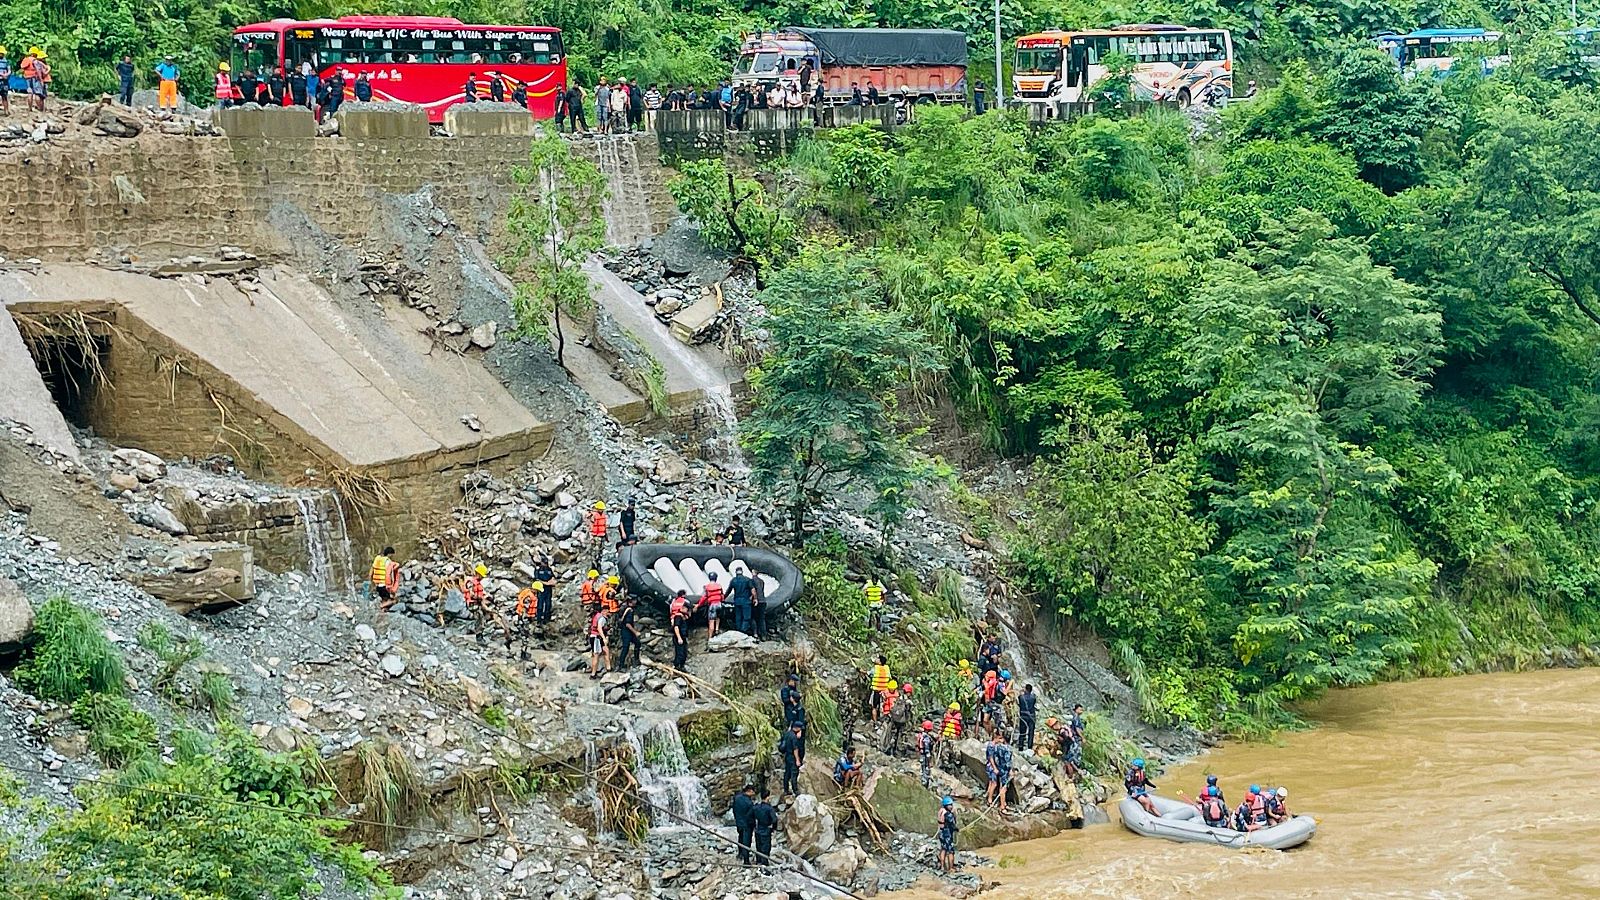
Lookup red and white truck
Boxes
[732,27,968,105]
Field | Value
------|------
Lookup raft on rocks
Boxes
[1119,794,1316,850]
[618,543,803,614]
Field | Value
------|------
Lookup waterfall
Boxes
[699,385,748,479]
[294,490,355,597]
[595,135,652,247]
[623,718,712,830]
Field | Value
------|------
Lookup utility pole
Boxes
[993,0,1004,109]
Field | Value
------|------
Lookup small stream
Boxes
[293,489,355,596]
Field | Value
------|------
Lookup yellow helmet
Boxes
[531,580,545,591]
[608,575,621,585]
[0,47,7,55]
[886,680,898,691]
[587,569,599,579]
[474,564,488,576]
[218,61,231,72]
[595,501,607,511]
[948,702,961,711]
[958,659,970,669]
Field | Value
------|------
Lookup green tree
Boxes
[668,159,797,287]
[1182,212,1442,699]
[504,131,608,368]
[740,248,942,546]
[1310,45,1442,192]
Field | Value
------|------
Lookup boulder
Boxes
[861,770,939,836]
[550,508,584,538]
[129,566,251,615]
[535,474,567,499]
[469,321,498,350]
[0,577,36,657]
[107,472,140,492]
[654,453,690,485]
[814,839,868,883]
[956,807,1075,850]
[112,447,166,473]
[706,630,757,652]
[130,501,188,535]
[380,653,408,677]
[779,793,836,858]
[459,674,492,712]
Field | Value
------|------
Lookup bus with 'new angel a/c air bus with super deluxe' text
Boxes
[231,15,566,122]
[1013,24,1233,109]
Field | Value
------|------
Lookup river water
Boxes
[918,669,1600,898]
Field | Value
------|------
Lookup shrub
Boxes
[14,597,125,703]
[71,693,157,767]
[197,671,237,720]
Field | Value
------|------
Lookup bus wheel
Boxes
[1177,88,1191,108]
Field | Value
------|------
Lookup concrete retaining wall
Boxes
[0,131,674,261]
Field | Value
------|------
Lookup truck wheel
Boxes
[1177,88,1191,108]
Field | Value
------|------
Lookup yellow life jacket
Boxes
[370,555,391,587]
[870,664,891,693]
[864,582,884,607]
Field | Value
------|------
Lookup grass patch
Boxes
[801,686,842,753]
[1079,711,1138,779]
[679,712,737,760]
[72,693,157,767]
[197,671,236,721]
[15,597,125,703]
[354,741,427,849]
[137,622,203,701]
[644,357,671,417]
[481,705,509,730]
[997,853,1026,869]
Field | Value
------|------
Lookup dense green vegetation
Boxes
[1,600,395,899]
[711,38,1600,730]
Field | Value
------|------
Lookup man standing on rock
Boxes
[937,796,959,873]
[512,581,539,659]
[730,566,755,635]
[617,595,641,668]
[986,732,1013,815]
[751,789,778,866]
[779,722,804,797]
[918,721,937,787]
[588,604,609,678]
[620,498,638,542]
[587,501,609,568]
[732,783,756,865]
[670,601,689,672]
[1016,683,1038,751]
[154,55,180,113]
[116,54,135,106]
[533,554,556,633]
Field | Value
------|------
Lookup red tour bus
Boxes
[231,16,566,122]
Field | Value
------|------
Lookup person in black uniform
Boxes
[1016,683,1038,750]
[751,789,778,866]
[617,596,641,668]
[725,515,746,546]
[731,783,756,865]
[533,554,556,630]
[778,722,804,797]
[620,498,637,542]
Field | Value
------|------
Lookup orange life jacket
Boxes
[589,611,606,638]
[702,582,724,606]
[465,575,486,606]
[515,588,537,618]
[881,691,896,717]
[589,511,608,537]
[598,583,620,614]
[670,595,688,620]
[214,72,231,98]
[580,578,599,608]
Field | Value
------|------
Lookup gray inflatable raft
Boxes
[617,543,803,615]
[1119,794,1316,850]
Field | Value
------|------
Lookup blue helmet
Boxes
[1250,784,1260,794]
[1000,669,1012,680]
[942,795,953,806]
[1206,775,1218,785]
[1132,757,1145,768]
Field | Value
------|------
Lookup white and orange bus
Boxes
[1013,24,1233,108]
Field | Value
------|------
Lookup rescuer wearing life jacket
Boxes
[1203,774,1226,805]
[586,501,609,567]
[702,572,725,639]
[1235,784,1269,831]
[1265,786,1289,825]
[465,563,491,644]
[511,581,540,659]
[587,602,609,679]
[937,702,964,769]
[918,720,937,787]
[863,576,885,632]
[869,655,892,720]
[370,547,401,609]
[580,569,600,617]
[1198,786,1230,827]
[1125,758,1159,815]
[213,62,232,109]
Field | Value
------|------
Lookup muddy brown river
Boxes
[904,668,1600,898]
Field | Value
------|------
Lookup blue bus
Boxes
[1374,28,1509,76]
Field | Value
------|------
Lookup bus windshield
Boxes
[232,33,279,73]
[1015,46,1063,74]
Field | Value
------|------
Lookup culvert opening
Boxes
[16,315,113,429]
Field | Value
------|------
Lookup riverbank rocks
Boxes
[0,576,36,657]
[815,838,869,882]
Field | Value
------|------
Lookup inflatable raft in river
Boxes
[617,543,803,615]
[1119,794,1316,850]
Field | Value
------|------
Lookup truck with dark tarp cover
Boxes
[732,27,968,105]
